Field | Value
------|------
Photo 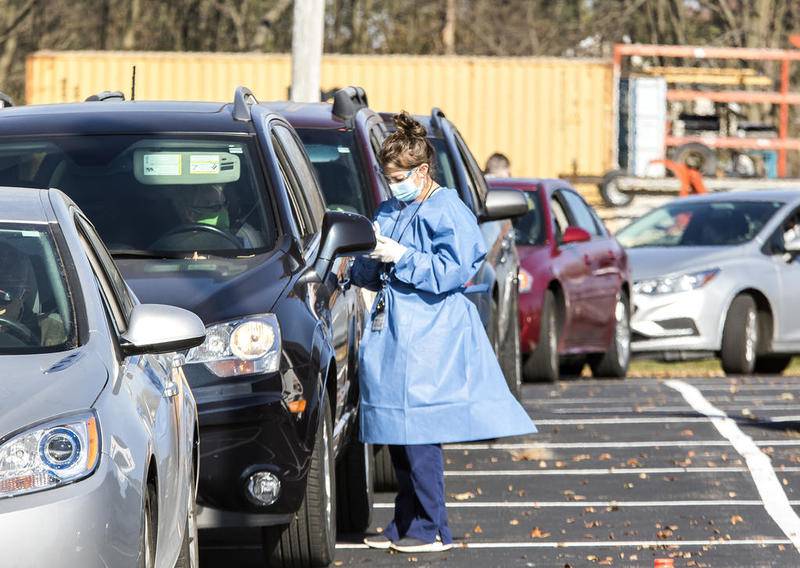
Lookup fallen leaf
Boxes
[509,519,519,526]
[680,429,694,437]
[530,527,551,538]
[510,447,553,461]
[730,515,744,525]
[450,491,475,501]
[573,454,592,462]
[473,524,483,534]
[598,453,612,461]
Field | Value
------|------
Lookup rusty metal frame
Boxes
[613,43,800,177]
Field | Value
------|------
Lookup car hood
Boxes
[0,348,108,440]
[626,246,740,281]
[116,242,292,325]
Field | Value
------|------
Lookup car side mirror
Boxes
[562,226,591,244]
[120,304,206,356]
[314,210,376,277]
[481,189,529,222]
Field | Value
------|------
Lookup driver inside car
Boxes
[173,183,263,249]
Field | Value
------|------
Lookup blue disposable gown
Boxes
[351,188,537,445]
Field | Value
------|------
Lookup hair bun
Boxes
[394,111,427,139]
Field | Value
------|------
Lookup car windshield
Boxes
[0,223,77,354]
[512,191,545,246]
[0,136,275,258]
[296,128,370,216]
[616,200,783,248]
[429,138,458,189]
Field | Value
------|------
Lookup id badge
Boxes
[371,289,386,331]
[371,311,386,331]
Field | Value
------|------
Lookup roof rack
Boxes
[233,86,258,122]
[85,90,125,102]
[332,86,368,123]
[0,91,13,108]
[430,107,446,132]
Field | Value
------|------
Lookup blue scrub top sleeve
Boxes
[393,211,486,295]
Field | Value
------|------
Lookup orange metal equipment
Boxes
[652,160,708,197]
[613,43,800,177]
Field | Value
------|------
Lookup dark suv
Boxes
[0,87,375,567]
[382,109,526,396]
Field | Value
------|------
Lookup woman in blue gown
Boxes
[352,112,536,554]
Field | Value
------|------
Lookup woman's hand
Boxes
[368,234,407,263]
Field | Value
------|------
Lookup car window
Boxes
[550,193,571,242]
[428,138,458,190]
[455,130,488,205]
[617,200,783,248]
[0,222,78,353]
[272,124,326,229]
[0,136,275,258]
[512,191,546,246]
[296,127,371,216]
[452,135,483,212]
[75,214,135,321]
[561,190,601,237]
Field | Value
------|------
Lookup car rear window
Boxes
[617,200,784,248]
[0,136,276,258]
[0,223,77,354]
[512,191,545,246]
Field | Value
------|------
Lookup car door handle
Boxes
[163,379,179,398]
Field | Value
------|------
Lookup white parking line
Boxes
[445,466,800,476]
[336,539,791,550]
[373,499,789,508]
[667,379,800,553]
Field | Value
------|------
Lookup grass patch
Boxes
[628,357,800,378]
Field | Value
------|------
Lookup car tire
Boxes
[336,432,374,533]
[499,287,523,399]
[175,468,199,568]
[599,169,633,208]
[754,354,792,375]
[373,445,397,492]
[263,401,336,568]
[590,292,631,379]
[523,290,559,382]
[559,356,586,378]
[720,295,758,376]
[139,481,157,568]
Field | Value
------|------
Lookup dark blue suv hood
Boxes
[117,241,293,325]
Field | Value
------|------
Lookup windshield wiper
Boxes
[110,249,186,259]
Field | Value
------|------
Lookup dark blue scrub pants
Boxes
[383,444,453,544]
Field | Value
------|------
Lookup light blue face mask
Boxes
[389,168,422,202]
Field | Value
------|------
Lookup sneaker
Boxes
[363,534,392,550]
[390,535,454,553]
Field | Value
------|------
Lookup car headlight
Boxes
[518,268,533,293]
[0,412,100,499]
[186,314,281,377]
[634,268,720,296]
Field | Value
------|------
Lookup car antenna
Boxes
[131,65,136,101]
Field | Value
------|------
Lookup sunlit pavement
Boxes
[202,375,800,567]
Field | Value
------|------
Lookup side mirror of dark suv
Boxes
[482,189,529,222]
[314,210,377,277]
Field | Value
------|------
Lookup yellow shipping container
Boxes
[26,50,613,179]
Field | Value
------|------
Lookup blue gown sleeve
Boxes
[392,199,486,295]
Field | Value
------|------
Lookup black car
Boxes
[0,88,376,567]
[382,109,527,397]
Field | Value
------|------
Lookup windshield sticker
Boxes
[190,154,221,174]
[228,145,243,154]
[337,146,351,153]
[143,153,181,176]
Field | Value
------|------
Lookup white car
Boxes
[616,191,800,375]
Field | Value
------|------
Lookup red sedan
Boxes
[488,178,632,381]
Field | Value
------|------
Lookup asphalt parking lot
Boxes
[202,375,800,567]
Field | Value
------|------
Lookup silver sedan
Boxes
[616,190,800,375]
[0,187,206,567]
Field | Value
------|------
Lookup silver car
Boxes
[616,190,800,375]
[0,187,206,567]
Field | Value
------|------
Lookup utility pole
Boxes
[290,0,325,102]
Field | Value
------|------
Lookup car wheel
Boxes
[599,169,633,208]
[523,290,559,382]
[139,481,157,568]
[263,401,336,567]
[754,354,792,375]
[373,445,397,492]
[175,468,199,568]
[559,356,586,378]
[499,287,523,399]
[336,432,374,533]
[721,295,758,375]
[590,292,631,378]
